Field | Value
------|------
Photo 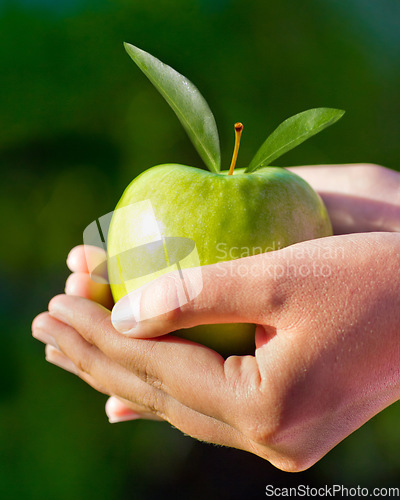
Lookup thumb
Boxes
[111,255,280,338]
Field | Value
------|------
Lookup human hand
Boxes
[32,232,400,471]
[56,245,144,422]
[288,163,400,234]
[65,245,114,309]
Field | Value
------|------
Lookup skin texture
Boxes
[32,163,400,472]
[107,164,332,353]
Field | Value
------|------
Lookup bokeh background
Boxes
[1,0,400,498]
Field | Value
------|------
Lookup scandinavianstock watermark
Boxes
[83,200,346,321]
[215,241,345,261]
[215,242,345,280]
[265,484,400,497]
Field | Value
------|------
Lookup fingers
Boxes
[46,294,259,424]
[105,397,142,423]
[67,245,108,280]
[35,314,126,397]
[43,345,163,419]
[34,312,180,419]
[65,272,114,309]
[110,256,280,338]
[105,396,165,422]
[45,344,109,394]
[66,245,113,308]
[34,312,154,408]
[32,309,255,452]
[45,344,79,376]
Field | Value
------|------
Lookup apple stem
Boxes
[228,122,243,175]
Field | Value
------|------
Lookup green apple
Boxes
[106,43,343,354]
[107,163,332,353]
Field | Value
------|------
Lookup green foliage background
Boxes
[1,0,399,497]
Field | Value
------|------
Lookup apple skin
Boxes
[107,164,332,354]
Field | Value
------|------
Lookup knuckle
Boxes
[133,343,166,392]
[236,398,279,446]
[159,301,182,326]
[243,415,280,447]
[74,344,96,374]
[75,357,90,374]
[136,386,165,416]
[256,263,291,320]
[239,393,320,473]
[141,274,183,324]
[241,407,318,473]
[267,276,289,313]
[237,388,285,447]
[144,371,164,392]
[134,342,157,376]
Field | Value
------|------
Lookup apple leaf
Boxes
[245,108,345,173]
[124,43,221,173]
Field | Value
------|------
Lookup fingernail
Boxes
[111,292,140,334]
[45,345,79,376]
[32,329,59,350]
[108,414,141,424]
[105,397,141,423]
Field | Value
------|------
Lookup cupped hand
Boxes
[32,232,400,471]
[58,245,139,422]
[289,163,400,234]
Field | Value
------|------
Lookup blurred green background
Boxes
[1,0,400,497]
